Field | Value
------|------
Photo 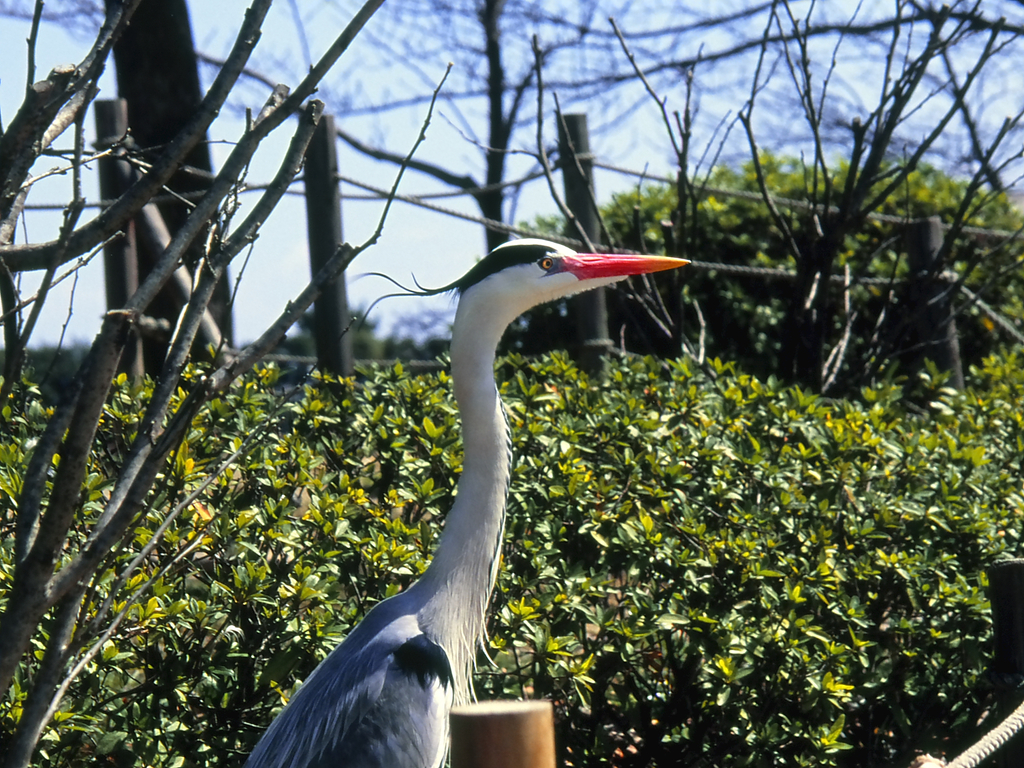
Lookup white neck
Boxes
[413,286,516,703]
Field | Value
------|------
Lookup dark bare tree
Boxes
[737,2,1023,388]
[298,1,1024,385]
[287,0,635,252]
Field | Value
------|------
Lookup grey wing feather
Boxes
[307,648,451,768]
[245,609,453,768]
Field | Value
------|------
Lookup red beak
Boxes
[562,253,689,280]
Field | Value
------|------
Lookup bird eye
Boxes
[539,256,555,271]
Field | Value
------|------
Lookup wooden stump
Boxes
[450,701,555,768]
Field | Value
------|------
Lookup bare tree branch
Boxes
[335,125,481,192]
[0,0,388,729]
[0,0,144,233]
[1,0,271,269]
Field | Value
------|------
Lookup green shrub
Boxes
[2,353,1023,766]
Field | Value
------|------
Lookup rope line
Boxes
[24,160,1020,242]
[945,695,1024,768]
[338,169,549,201]
[336,174,587,249]
[336,174,1024,346]
[592,161,1023,240]
[20,153,1022,347]
[682,259,895,285]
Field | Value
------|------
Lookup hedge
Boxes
[2,352,1023,766]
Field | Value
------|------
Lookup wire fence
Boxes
[32,116,1024,363]
[47,133,1012,364]
[29,158,1024,350]
[227,149,1024,370]
[330,164,1024,348]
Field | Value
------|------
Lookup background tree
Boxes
[593,159,1024,392]
[192,0,644,252]
[322,0,635,252]
[499,1,1024,387]
[609,1,1024,389]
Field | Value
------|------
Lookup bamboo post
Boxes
[558,113,612,373]
[987,559,1024,768]
[905,216,964,389]
[303,113,354,376]
[450,701,555,768]
[94,99,144,381]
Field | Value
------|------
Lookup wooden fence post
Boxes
[906,216,964,389]
[558,113,612,373]
[987,559,1024,768]
[304,114,354,376]
[450,701,556,768]
[95,99,144,381]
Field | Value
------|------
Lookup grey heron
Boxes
[244,238,687,768]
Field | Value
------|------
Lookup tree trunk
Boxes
[106,0,233,371]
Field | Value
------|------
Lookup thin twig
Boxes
[0,112,88,400]
[822,264,855,393]
[361,64,454,252]
[0,239,112,326]
[25,0,45,92]
[609,17,681,160]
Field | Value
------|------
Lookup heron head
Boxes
[453,238,688,320]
